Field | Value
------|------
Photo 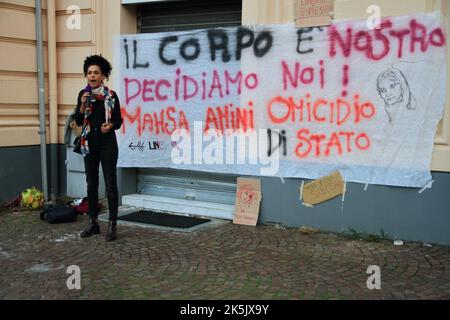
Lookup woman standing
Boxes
[74,55,123,242]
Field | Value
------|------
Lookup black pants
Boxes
[84,130,119,221]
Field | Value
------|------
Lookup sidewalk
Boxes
[1,209,449,300]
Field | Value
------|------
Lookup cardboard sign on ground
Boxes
[301,171,345,205]
[295,0,334,28]
[233,178,262,227]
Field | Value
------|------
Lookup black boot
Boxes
[106,221,117,242]
[80,218,100,238]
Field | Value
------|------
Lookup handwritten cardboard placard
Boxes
[295,0,334,28]
[301,171,344,205]
[233,178,262,226]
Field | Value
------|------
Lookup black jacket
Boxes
[74,88,123,134]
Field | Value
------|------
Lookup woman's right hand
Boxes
[80,92,90,112]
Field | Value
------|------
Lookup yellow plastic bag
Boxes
[21,187,44,209]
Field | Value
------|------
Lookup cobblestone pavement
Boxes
[1,209,450,300]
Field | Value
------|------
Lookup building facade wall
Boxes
[0,0,135,203]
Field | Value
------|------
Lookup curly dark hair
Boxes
[83,54,112,80]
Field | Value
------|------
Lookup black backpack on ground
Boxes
[40,205,77,224]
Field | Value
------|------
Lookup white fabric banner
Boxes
[115,12,447,187]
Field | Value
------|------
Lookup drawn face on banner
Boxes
[376,67,417,124]
[377,76,403,106]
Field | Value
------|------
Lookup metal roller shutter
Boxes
[138,0,242,33]
[137,168,237,205]
[132,0,242,218]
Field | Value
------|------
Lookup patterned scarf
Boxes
[80,82,116,156]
